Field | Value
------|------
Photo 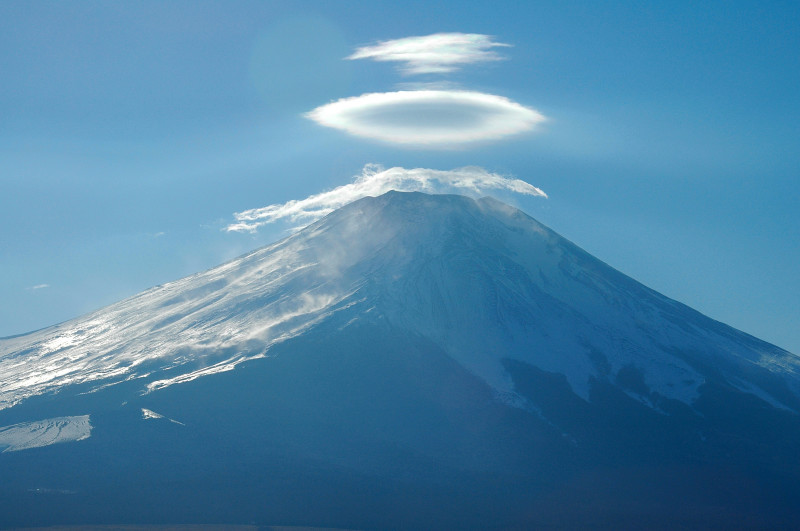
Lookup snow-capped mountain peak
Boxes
[3,191,800,529]
[1,191,798,414]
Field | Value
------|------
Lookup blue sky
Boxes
[1,1,798,353]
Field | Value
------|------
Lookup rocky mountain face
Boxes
[1,191,799,529]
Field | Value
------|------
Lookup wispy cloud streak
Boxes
[347,33,510,75]
[27,284,50,291]
[228,165,546,233]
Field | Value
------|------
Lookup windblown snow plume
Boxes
[227,165,546,232]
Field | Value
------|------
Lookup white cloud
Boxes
[227,165,546,233]
[305,90,545,147]
[347,33,510,75]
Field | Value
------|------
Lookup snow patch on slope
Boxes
[145,354,262,392]
[141,408,185,425]
[0,415,92,452]
[727,377,797,413]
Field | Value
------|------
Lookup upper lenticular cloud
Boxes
[227,165,546,233]
[347,33,510,75]
[306,90,545,146]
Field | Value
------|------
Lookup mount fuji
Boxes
[1,191,799,529]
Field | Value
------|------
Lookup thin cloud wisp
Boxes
[347,33,510,75]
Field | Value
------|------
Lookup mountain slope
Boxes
[1,191,799,528]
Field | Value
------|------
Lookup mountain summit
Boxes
[1,191,799,529]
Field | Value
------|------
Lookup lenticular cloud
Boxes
[227,165,546,233]
[306,90,545,147]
